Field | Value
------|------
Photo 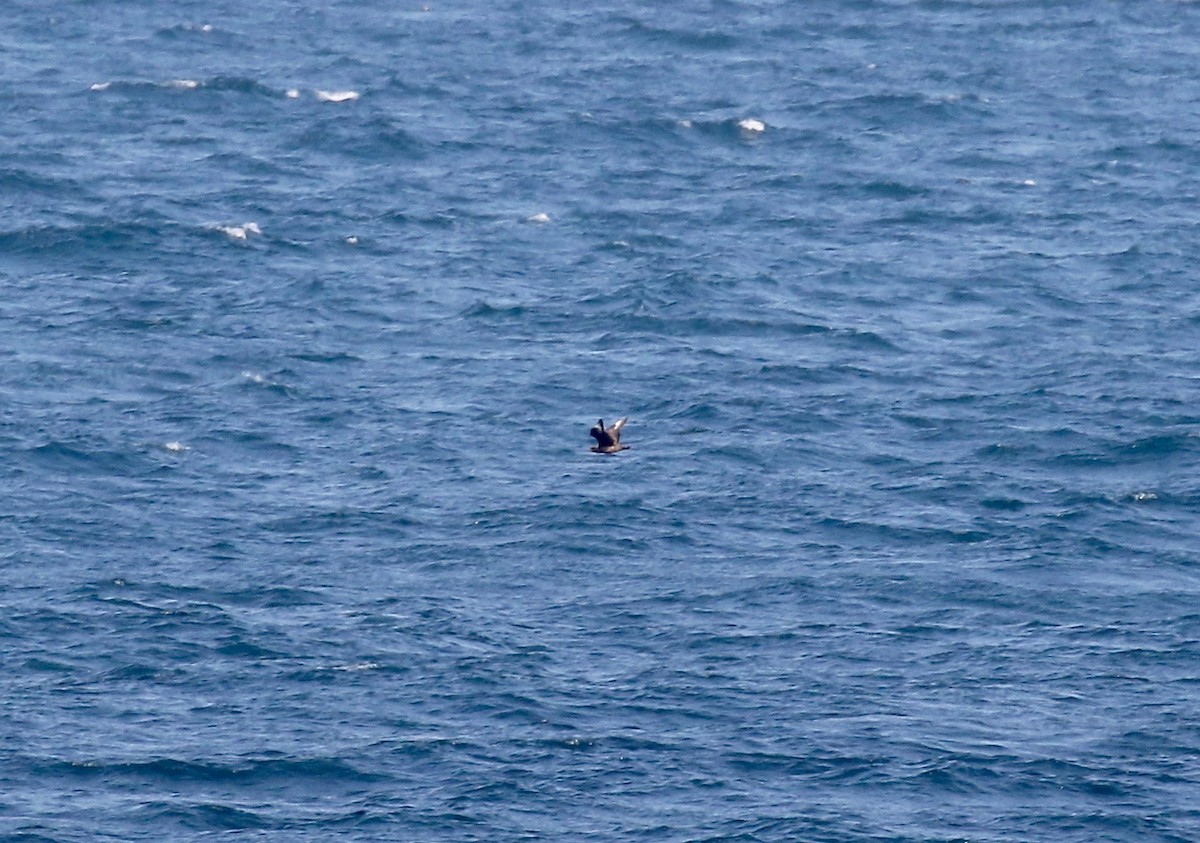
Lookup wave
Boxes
[142,802,269,831]
[292,114,427,160]
[315,90,360,103]
[76,578,331,610]
[20,439,152,479]
[1051,431,1200,467]
[675,115,774,145]
[153,22,216,37]
[617,17,739,51]
[0,220,174,257]
[52,755,377,785]
[88,76,280,99]
[87,77,367,105]
[0,167,86,200]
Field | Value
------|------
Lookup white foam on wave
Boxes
[333,662,380,673]
[163,441,188,453]
[286,88,301,99]
[526,212,551,224]
[216,222,262,240]
[738,117,766,134]
[316,90,360,103]
[241,371,267,384]
[90,79,206,93]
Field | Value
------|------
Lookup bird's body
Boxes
[589,417,629,453]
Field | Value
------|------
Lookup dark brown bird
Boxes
[589,417,629,453]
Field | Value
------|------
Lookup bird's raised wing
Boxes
[608,418,627,442]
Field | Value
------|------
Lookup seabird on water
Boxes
[590,417,629,454]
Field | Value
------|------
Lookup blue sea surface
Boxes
[4,1,1200,840]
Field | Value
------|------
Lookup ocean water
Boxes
[4,1,1200,840]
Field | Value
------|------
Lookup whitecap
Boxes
[216,222,262,240]
[527,212,551,224]
[163,441,188,453]
[168,79,200,89]
[286,88,301,99]
[241,371,267,384]
[738,118,766,134]
[89,82,111,92]
[345,235,359,245]
[316,90,360,103]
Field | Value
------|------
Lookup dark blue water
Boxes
[5,2,1200,840]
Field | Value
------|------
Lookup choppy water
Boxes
[4,2,1200,840]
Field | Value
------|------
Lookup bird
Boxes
[590,417,629,453]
